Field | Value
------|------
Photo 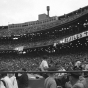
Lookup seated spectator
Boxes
[44,66,58,88]
[56,66,66,77]
[75,61,82,68]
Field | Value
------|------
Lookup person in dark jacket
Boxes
[18,68,29,88]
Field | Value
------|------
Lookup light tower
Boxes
[47,6,50,17]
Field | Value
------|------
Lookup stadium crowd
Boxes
[0,5,88,88]
[0,50,88,88]
[0,49,88,71]
[0,13,88,50]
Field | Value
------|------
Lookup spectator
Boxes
[0,69,14,88]
[39,56,49,78]
[83,64,88,77]
[75,61,82,68]
[57,66,66,77]
[18,68,29,88]
[44,66,57,88]
[39,56,49,72]
[81,78,88,88]
[65,66,84,88]
[15,72,19,81]
[81,64,88,88]
[8,73,18,88]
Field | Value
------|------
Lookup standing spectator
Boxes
[0,69,14,88]
[0,72,5,88]
[81,64,88,88]
[65,66,84,88]
[18,68,29,88]
[8,73,18,88]
[81,77,88,88]
[39,56,49,78]
[39,56,49,72]
[44,67,57,88]
[83,64,88,77]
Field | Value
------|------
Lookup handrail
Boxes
[0,70,88,73]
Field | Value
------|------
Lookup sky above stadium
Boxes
[0,0,88,26]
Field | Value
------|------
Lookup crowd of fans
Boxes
[0,49,88,88]
[0,49,88,71]
[0,5,88,88]
[0,12,88,51]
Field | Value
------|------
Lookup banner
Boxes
[60,30,88,43]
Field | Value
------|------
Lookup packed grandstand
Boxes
[0,5,88,88]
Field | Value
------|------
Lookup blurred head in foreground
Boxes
[47,66,57,76]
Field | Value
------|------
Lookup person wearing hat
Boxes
[18,68,29,88]
[44,67,57,88]
[83,64,88,77]
[81,64,88,88]
[65,66,84,88]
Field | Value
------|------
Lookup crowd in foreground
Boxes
[0,54,88,88]
[39,56,88,88]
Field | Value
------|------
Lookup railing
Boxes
[0,70,88,73]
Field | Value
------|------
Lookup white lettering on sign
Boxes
[60,30,88,43]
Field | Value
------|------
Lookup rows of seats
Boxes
[0,11,88,40]
[0,34,88,57]
[6,10,88,36]
[0,12,88,50]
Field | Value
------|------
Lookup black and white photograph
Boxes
[0,0,88,88]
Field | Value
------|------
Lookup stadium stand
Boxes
[0,5,88,88]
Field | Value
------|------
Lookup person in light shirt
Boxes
[39,56,49,78]
[8,73,18,88]
[0,69,14,88]
[39,56,49,72]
